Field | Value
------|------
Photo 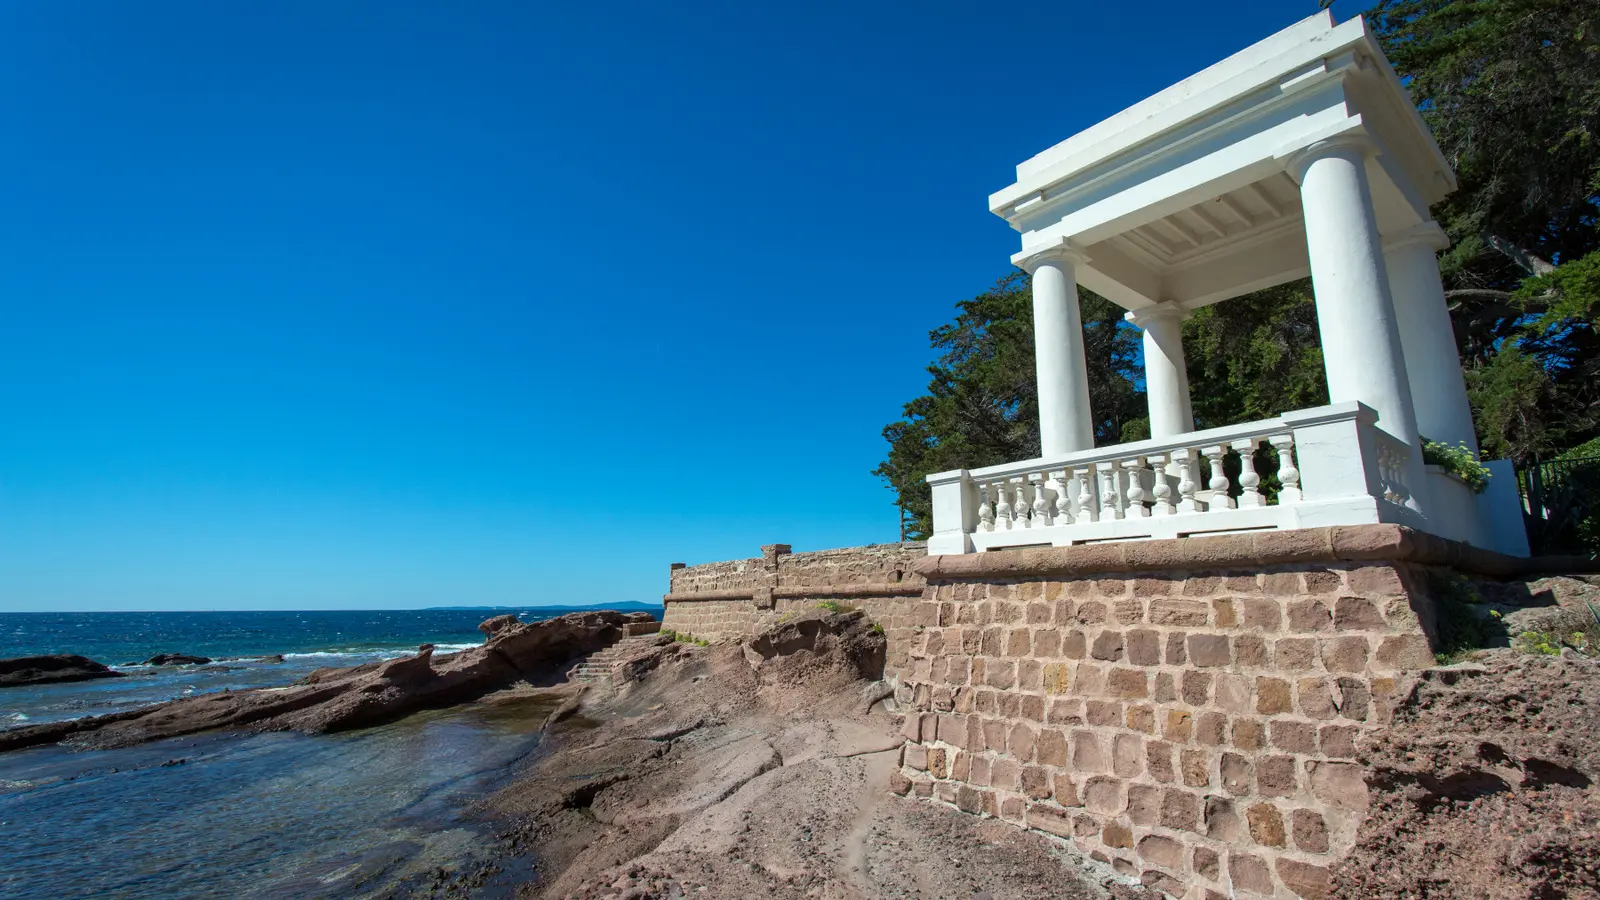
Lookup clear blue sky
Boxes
[0,0,1357,611]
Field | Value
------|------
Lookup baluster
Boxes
[1233,438,1265,508]
[1201,445,1236,510]
[1016,477,1034,528]
[1031,473,1054,527]
[1380,446,1400,504]
[994,480,1013,530]
[1174,448,1203,513]
[1147,453,1176,515]
[978,482,995,532]
[1270,435,1301,504]
[1074,466,1098,523]
[1122,456,1150,518]
[1097,462,1121,521]
[1050,470,1073,525]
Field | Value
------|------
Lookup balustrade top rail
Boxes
[964,415,1296,483]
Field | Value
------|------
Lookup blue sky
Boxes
[0,1,1356,611]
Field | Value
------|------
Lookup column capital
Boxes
[1012,236,1090,273]
[1282,133,1378,185]
[1123,302,1188,329]
[1382,220,1450,254]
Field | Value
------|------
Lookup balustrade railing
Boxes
[926,401,1419,554]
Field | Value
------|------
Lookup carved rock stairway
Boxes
[567,633,662,686]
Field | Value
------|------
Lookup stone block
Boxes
[1333,596,1385,630]
[1335,676,1372,721]
[1020,694,1045,721]
[1206,795,1242,841]
[1086,700,1122,726]
[1061,629,1087,659]
[1127,783,1161,825]
[1161,788,1200,831]
[927,748,948,779]
[990,757,1019,790]
[1298,678,1337,719]
[1147,740,1176,783]
[1034,627,1061,657]
[1228,852,1274,896]
[904,743,928,770]
[1113,733,1143,777]
[1277,858,1333,900]
[1232,718,1264,751]
[1257,755,1298,797]
[1236,634,1268,667]
[901,713,927,742]
[1375,634,1435,669]
[1151,598,1210,626]
[1053,773,1081,807]
[1036,727,1069,765]
[1103,820,1134,849]
[1026,601,1051,625]
[1126,703,1156,733]
[1246,802,1285,847]
[1189,634,1231,667]
[1048,697,1085,726]
[1269,720,1317,754]
[1075,664,1106,696]
[1091,630,1124,661]
[1026,802,1074,837]
[1076,601,1108,624]
[1166,709,1193,742]
[1348,564,1404,596]
[1108,667,1150,698]
[1292,808,1329,852]
[1154,671,1177,702]
[1221,751,1252,795]
[986,659,1017,689]
[1009,722,1036,761]
[1137,833,1185,870]
[1141,868,1185,897]
[1319,724,1357,758]
[1256,677,1293,714]
[1083,776,1124,814]
[889,770,912,795]
[1287,598,1333,632]
[1007,627,1032,656]
[1072,730,1108,772]
[1301,570,1342,594]
[1239,597,1284,631]
[1017,658,1044,691]
[951,750,970,780]
[1113,598,1145,624]
[1308,760,1369,810]
[1194,846,1221,881]
[1320,636,1370,673]
[1165,631,1188,665]
[1196,711,1228,745]
[1213,598,1238,627]
[1181,748,1210,787]
[1274,637,1318,670]
[1042,662,1071,695]
[1020,765,1051,800]
[1127,629,1161,665]
[1182,670,1213,705]
[1183,575,1224,597]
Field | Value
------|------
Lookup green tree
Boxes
[873,271,1143,539]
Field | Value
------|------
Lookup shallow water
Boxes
[0,697,552,900]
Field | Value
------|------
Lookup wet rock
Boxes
[0,610,655,753]
[144,654,213,666]
[0,655,124,688]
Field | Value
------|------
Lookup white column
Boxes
[1021,243,1095,455]
[1289,135,1427,514]
[1126,303,1194,439]
[1384,221,1478,453]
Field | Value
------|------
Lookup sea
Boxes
[0,606,660,900]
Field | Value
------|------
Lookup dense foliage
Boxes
[877,0,1600,539]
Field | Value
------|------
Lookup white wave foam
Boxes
[5,713,28,722]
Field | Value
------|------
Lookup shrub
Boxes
[815,600,857,614]
[1422,439,1492,494]
[1428,571,1495,664]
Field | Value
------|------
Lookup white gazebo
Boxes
[926,11,1529,558]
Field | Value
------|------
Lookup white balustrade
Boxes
[926,401,1423,553]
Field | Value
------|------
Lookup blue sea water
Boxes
[0,606,660,899]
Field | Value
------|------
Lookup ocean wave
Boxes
[5,712,28,722]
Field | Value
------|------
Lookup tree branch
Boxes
[1486,235,1557,276]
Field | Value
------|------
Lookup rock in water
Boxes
[0,655,125,688]
[144,654,213,666]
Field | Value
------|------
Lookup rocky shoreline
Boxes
[0,609,654,753]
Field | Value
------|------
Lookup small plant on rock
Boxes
[815,600,857,614]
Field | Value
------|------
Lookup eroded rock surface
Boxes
[1332,653,1600,898]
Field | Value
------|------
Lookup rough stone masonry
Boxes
[888,523,1586,900]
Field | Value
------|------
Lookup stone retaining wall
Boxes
[661,541,927,681]
[887,525,1580,900]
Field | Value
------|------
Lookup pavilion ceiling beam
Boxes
[1214,193,1255,227]
[1187,205,1230,238]
[1155,217,1201,247]
[1242,182,1283,219]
